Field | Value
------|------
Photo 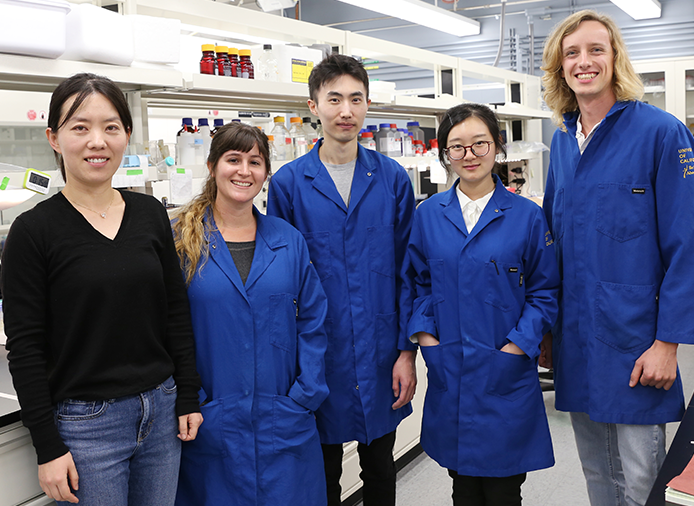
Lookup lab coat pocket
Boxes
[376,311,399,369]
[304,231,332,281]
[595,281,657,353]
[185,398,229,457]
[485,349,536,401]
[270,293,298,355]
[485,261,523,312]
[368,225,396,278]
[273,395,319,459]
[420,343,447,393]
[596,183,652,242]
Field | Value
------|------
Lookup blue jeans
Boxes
[55,376,181,506]
[570,412,665,506]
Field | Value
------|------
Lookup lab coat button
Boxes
[495,209,499,213]
[367,172,372,176]
[212,244,216,249]
[356,385,359,390]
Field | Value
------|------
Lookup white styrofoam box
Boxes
[369,80,396,104]
[128,15,180,64]
[254,44,324,84]
[0,0,70,58]
[61,3,134,66]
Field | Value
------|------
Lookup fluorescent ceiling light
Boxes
[610,0,661,20]
[335,0,480,37]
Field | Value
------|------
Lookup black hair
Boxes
[208,122,271,176]
[47,73,133,181]
[308,54,370,102]
[436,103,507,176]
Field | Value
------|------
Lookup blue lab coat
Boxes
[267,140,415,445]
[544,100,694,424]
[405,176,559,477]
[175,209,329,506]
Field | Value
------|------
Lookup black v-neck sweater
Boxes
[1,190,201,464]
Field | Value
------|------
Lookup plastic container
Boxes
[413,139,426,156]
[215,45,232,76]
[407,121,425,144]
[391,124,403,157]
[62,3,134,65]
[0,0,71,59]
[176,118,197,166]
[197,118,212,163]
[428,139,439,157]
[271,116,292,161]
[289,117,308,159]
[401,130,414,156]
[302,117,318,151]
[359,131,376,151]
[156,156,175,177]
[239,49,254,79]
[228,48,240,77]
[375,123,398,157]
[267,135,278,162]
[200,44,216,75]
[316,120,323,139]
[257,44,278,82]
[211,118,224,136]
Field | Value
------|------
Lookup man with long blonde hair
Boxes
[541,10,694,506]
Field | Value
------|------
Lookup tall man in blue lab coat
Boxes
[540,10,694,506]
[268,54,417,506]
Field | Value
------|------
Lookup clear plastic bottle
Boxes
[215,45,232,77]
[303,117,318,151]
[359,131,376,150]
[401,130,414,156]
[316,119,323,139]
[200,44,216,75]
[375,123,397,157]
[156,156,175,177]
[228,48,240,78]
[257,44,278,82]
[407,121,425,145]
[391,124,403,157]
[290,117,309,159]
[176,118,197,166]
[271,116,292,161]
[239,49,254,79]
[211,118,224,136]
[267,134,278,162]
[198,118,212,162]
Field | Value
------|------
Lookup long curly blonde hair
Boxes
[172,122,271,285]
[541,10,644,129]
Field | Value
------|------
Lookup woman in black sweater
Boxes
[1,73,202,505]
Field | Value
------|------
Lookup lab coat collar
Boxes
[563,100,631,136]
[205,207,287,297]
[301,139,376,215]
[440,175,511,241]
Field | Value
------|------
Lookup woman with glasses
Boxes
[402,103,560,505]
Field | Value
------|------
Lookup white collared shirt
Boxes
[576,114,602,154]
[456,186,495,233]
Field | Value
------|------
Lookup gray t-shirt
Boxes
[226,241,255,285]
[323,158,357,206]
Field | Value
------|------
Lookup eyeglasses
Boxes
[444,140,494,160]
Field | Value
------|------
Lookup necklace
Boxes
[65,190,115,219]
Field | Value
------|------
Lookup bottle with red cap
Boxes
[200,44,216,75]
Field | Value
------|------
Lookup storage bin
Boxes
[257,44,324,84]
[128,15,180,64]
[61,3,134,66]
[0,0,71,59]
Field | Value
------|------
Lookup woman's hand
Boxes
[178,412,204,441]
[500,341,526,356]
[38,452,79,503]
